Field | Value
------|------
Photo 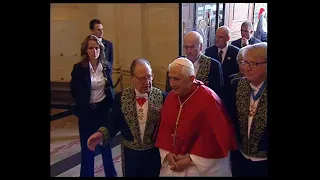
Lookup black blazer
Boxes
[231,37,262,49]
[70,62,114,118]
[101,39,114,85]
[224,73,242,105]
[204,44,239,86]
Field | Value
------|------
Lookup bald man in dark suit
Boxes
[204,26,239,100]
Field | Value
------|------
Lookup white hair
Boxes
[243,42,267,62]
[168,57,195,77]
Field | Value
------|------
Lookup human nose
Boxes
[169,78,174,86]
[186,48,193,54]
[243,64,252,71]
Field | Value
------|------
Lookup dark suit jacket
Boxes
[70,61,114,118]
[224,73,242,105]
[204,44,240,97]
[101,39,114,85]
[231,37,262,49]
[165,54,224,99]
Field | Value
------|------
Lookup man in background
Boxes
[90,19,114,91]
[205,26,239,100]
[231,21,261,48]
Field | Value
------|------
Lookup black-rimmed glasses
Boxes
[240,61,267,68]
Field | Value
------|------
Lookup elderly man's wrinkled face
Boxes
[183,36,202,63]
[132,63,153,94]
[215,29,229,49]
[242,52,267,85]
[169,65,194,96]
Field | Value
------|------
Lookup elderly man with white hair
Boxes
[155,57,237,176]
[225,42,268,177]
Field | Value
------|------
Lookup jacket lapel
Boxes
[84,65,91,90]
[224,46,232,63]
[101,39,111,71]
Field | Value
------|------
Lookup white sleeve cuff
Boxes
[189,154,221,172]
[159,148,170,164]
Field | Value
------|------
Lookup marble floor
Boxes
[50,108,123,177]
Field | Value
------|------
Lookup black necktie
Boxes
[219,50,223,62]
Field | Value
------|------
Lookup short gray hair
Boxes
[241,21,254,30]
[168,57,195,77]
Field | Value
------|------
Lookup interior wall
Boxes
[50,3,179,91]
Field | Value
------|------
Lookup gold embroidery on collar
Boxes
[236,79,267,158]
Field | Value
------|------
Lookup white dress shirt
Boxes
[193,55,201,76]
[89,62,106,104]
[135,89,149,142]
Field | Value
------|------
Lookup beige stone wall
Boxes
[50,3,98,82]
[50,3,179,91]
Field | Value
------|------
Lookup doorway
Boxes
[180,3,225,55]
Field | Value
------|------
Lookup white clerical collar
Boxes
[135,88,148,99]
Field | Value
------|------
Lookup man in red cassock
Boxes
[155,57,237,176]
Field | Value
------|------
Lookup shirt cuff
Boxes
[189,154,221,172]
[159,148,170,164]
[97,126,110,146]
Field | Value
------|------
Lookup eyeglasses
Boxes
[240,61,267,68]
[240,29,250,33]
[183,45,200,50]
[133,74,153,82]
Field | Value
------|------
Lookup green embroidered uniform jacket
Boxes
[99,86,167,151]
[225,78,268,158]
